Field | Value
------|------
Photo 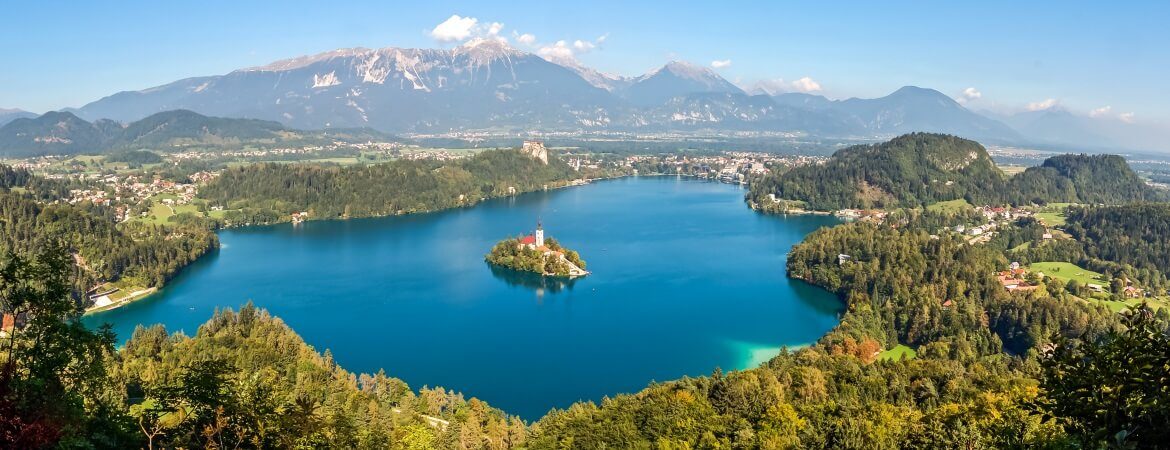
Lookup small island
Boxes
[486,221,589,277]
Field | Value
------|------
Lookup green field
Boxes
[134,194,205,224]
[1030,261,1106,286]
[926,199,972,214]
[1036,211,1067,227]
[1035,203,1075,227]
[1083,296,1167,313]
[878,344,917,361]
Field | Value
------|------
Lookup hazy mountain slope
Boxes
[623,61,744,106]
[834,86,1021,141]
[0,111,111,156]
[0,108,37,127]
[0,109,394,156]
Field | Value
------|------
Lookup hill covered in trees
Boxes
[0,165,216,298]
[0,109,395,156]
[1005,154,1165,204]
[199,149,585,223]
[749,133,1163,210]
[749,133,1007,210]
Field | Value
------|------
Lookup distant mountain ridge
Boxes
[0,109,392,156]
[68,40,1024,142]
[0,108,36,127]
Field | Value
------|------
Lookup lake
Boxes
[84,176,842,419]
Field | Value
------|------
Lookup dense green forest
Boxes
[200,149,586,224]
[748,133,1007,210]
[0,184,216,296]
[748,133,1163,210]
[1005,154,1165,205]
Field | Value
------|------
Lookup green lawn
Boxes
[1082,296,1167,313]
[926,199,972,214]
[134,194,205,224]
[1035,203,1075,227]
[1030,261,1107,286]
[878,344,917,361]
[1036,211,1067,227]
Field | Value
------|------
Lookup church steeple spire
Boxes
[535,220,545,247]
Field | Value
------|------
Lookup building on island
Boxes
[516,221,587,277]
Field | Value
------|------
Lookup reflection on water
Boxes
[488,263,580,296]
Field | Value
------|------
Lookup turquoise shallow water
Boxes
[85,176,842,419]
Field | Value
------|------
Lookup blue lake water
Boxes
[84,176,842,419]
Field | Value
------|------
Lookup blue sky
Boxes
[1,0,1167,124]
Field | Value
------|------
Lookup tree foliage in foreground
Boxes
[1040,306,1170,448]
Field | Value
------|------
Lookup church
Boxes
[515,221,589,277]
[518,221,546,250]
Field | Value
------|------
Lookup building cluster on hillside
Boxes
[833,209,889,223]
[997,262,1041,292]
[948,205,1046,244]
[60,172,208,221]
[397,150,473,162]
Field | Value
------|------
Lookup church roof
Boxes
[520,235,536,244]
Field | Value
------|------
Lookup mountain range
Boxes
[61,40,1023,141]
[2,39,1162,153]
[0,109,392,157]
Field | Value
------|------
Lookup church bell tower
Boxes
[535,221,544,247]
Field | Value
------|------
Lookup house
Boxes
[941,299,954,309]
[838,254,852,265]
[1086,283,1105,293]
[1123,285,1143,298]
[1,313,14,337]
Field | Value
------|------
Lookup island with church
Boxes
[486,221,589,278]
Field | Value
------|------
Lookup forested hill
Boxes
[749,133,1162,210]
[0,191,217,292]
[199,149,582,223]
[749,133,1006,210]
[1005,154,1165,204]
[0,166,216,295]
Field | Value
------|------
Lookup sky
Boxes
[1,0,1167,125]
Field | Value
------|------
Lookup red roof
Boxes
[519,235,536,244]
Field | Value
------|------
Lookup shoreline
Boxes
[84,287,159,316]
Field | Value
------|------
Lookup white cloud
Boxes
[1026,98,1059,111]
[790,77,822,93]
[1119,112,1136,123]
[487,22,504,36]
[749,77,823,95]
[1089,105,1112,118]
[430,15,478,42]
[538,40,575,63]
[711,59,732,69]
[536,35,607,64]
[516,33,536,45]
[956,87,982,104]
